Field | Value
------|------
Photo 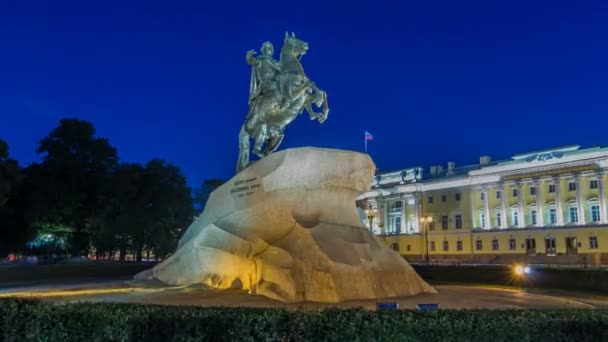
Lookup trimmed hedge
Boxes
[1,299,607,341]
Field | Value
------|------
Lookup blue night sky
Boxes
[1,1,607,186]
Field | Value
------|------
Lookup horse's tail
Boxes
[236,124,250,173]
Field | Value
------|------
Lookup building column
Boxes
[553,176,564,226]
[400,195,407,234]
[483,187,491,229]
[376,198,386,234]
[470,189,477,229]
[535,179,544,227]
[517,182,525,228]
[597,172,608,224]
[575,175,585,224]
[500,184,507,228]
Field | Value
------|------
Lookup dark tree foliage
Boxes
[0,139,26,256]
[94,160,194,261]
[32,118,118,256]
[193,179,225,212]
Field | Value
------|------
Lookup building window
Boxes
[441,215,448,230]
[509,238,516,250]
[406,244,411,252]
[480,192,485,201]
[492,239,499,250]
[428,221,435,230]
[392,201,402,210]
[589,236,599,249]
[441,195,447,203]
[530,209,538,225]
[430,241,436,251]
[512,188,518,197]
[591,204,601,222]
[569,206,579,223]
[480,212,486,228]
[456,240,463,251]
[428,196,434,204]
[442,240,449,251]
[391,243,399,252]
[530,187,537,196]
[568,182,576,192]
[455,193,461,201]
[549,208,557,225]
[496,191,501,199]
[590,180,599,190]
[548,184,556,193]
[455,214,462,229]
[390,216,401,233]
[475,240,483,251]
[496,212,502,227]
[512,210,519,227]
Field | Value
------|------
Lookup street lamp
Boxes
[420,215,433,264]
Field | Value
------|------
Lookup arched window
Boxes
[566,200,578,223]
[510,205,520,227]
[528,203,538,226]
[587,198,601,223]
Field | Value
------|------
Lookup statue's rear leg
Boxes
[236,125,250,173]
[264,128,284,156]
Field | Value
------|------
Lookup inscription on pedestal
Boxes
[230,177,261,198]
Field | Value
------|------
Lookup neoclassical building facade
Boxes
[357,145,608,265]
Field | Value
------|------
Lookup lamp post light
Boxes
[420,215,433,264]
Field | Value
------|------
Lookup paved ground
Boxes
[2,280,608,309]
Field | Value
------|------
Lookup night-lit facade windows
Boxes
[569,182,577,192]
[455,193,461,201]
[512,210,519,227]
[509,238,516,250]
[456,240,463,251]
[428,196,433,204]
[441,195,447,203]
[530,209,538,225]
[441,216,448,230]
[569,206,579,223]
[512,188,518,197]
[442,240,449,251]
[455,214,462,229]
[549,208,557,225]
[530,187,537,196]
[496,212,502,227]
[548,184,556,193]
[590,180,599,189]
[430,241,436,251]
[475,239,483,251]
[590,236,599,249]
[492,239,499,250]
[591,204,601,223]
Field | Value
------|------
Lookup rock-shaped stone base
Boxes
[135,147,435,302]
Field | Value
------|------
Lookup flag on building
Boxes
[365,131,374,141]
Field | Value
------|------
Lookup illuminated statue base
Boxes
[135,147,435,302]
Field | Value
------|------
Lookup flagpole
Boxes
[365,132,368,153]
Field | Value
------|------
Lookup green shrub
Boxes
[0,299,607,341]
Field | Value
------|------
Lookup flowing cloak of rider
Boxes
[247,42,281,108]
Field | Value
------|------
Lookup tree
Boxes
[0,139,19,207]
[94,160,194,261]
[32,118,118,256]
[193,179,225,212]
[0,139,25,256]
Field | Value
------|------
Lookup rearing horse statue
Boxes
[236,32,329,172]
